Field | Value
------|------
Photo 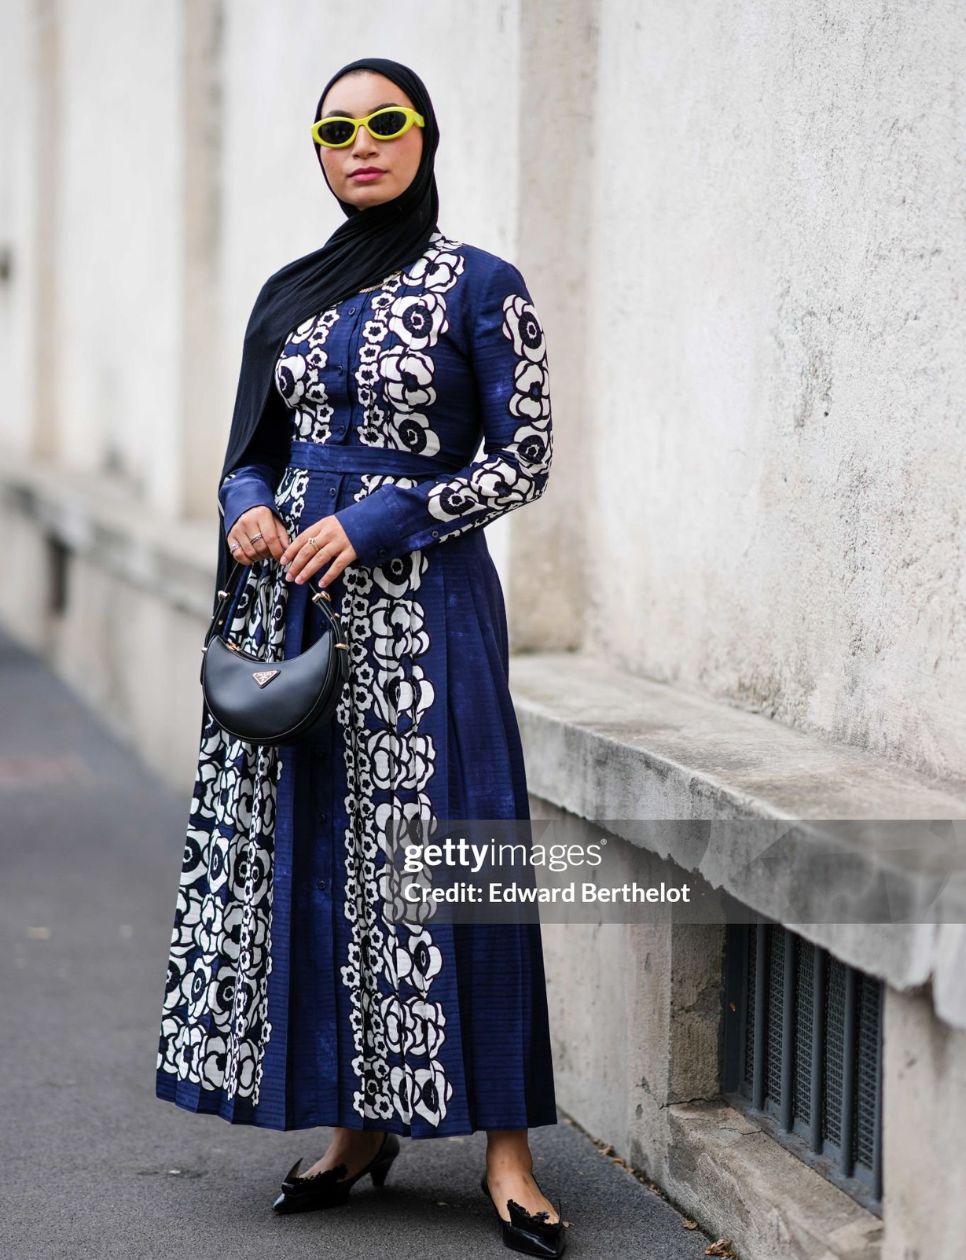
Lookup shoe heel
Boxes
[369,1133,400,1188]
[370,1161,392,1188]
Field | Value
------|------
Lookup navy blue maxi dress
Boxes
[155,227,557,1137]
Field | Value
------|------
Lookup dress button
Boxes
[317,878,326,891]
[346,307,356,314]
[329,487,336,496]
[318,810,327,822]
[431,529,439,538]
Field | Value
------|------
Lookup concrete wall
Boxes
[574,0,965,781]
[4,1,960,781]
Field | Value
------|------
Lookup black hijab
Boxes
[213,56,441,600]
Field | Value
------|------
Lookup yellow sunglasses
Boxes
[311,105,425,149]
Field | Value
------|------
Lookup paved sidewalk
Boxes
[0,626,719,1259]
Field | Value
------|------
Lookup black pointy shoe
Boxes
[480,1170,567,1258]
[271,1132,400,1214]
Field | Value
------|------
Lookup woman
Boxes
[155,56,565,1258]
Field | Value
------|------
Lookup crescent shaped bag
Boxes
[200,557,350,746]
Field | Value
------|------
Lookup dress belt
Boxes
[287,439,467,478]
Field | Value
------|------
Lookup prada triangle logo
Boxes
[252,669,280,688]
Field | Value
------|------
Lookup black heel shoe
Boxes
[480,1170,567,1258]
[271,1132,400,1214]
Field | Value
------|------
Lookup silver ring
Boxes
[309,536,320,550]
[229,541,240,552]
[249,532,263,543]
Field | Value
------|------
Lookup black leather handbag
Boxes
[200,557,350,746]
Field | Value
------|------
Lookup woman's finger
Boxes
[245,511,274,560]
[283,539,317,581]
[296,539,357,588]
[284,522,331,577]
[229,506,276,565]
[316,546,354,588]
[229,525,259,565]
[289,538,338,584]
[264,512,290,559]
[280,517,333,568]
[245,507,289,562]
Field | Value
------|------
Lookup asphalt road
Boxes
[0,626,716,1260]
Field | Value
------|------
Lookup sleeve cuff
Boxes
[220,478,279,538]
[335,493,405,567]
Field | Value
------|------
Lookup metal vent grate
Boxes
[793,938,815,1127]
[824,957,847,1148]
[723,921,883,1213]
[765,925,785,1110]
[744,925,756,1085]
[855,973,881,1170]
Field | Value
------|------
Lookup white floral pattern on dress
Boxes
[156,466,308,1103]
[423,290,552,538]
[273,311,341,442]
[335,471,452,1126]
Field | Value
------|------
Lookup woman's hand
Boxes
[227,506,290,565]
[281,515,357,589]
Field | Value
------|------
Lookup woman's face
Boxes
[317,71,423,210]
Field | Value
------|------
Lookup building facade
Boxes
[2,3,964,1256]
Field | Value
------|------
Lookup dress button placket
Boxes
[335,299,361,439]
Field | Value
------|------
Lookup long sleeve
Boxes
[334,258,552,567]
[219,463,282,537]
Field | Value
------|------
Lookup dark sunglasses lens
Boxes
[369,109,408,137]
[318,119,354,145]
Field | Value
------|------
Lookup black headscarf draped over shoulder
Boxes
[213,56,441,601]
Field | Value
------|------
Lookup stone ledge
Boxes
[665,1099,882,1260]
[1,455,218,621]
[509,651,966,1029]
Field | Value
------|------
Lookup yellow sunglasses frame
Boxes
[311,105,425,149]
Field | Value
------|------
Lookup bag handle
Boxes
[202,557,349,659]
